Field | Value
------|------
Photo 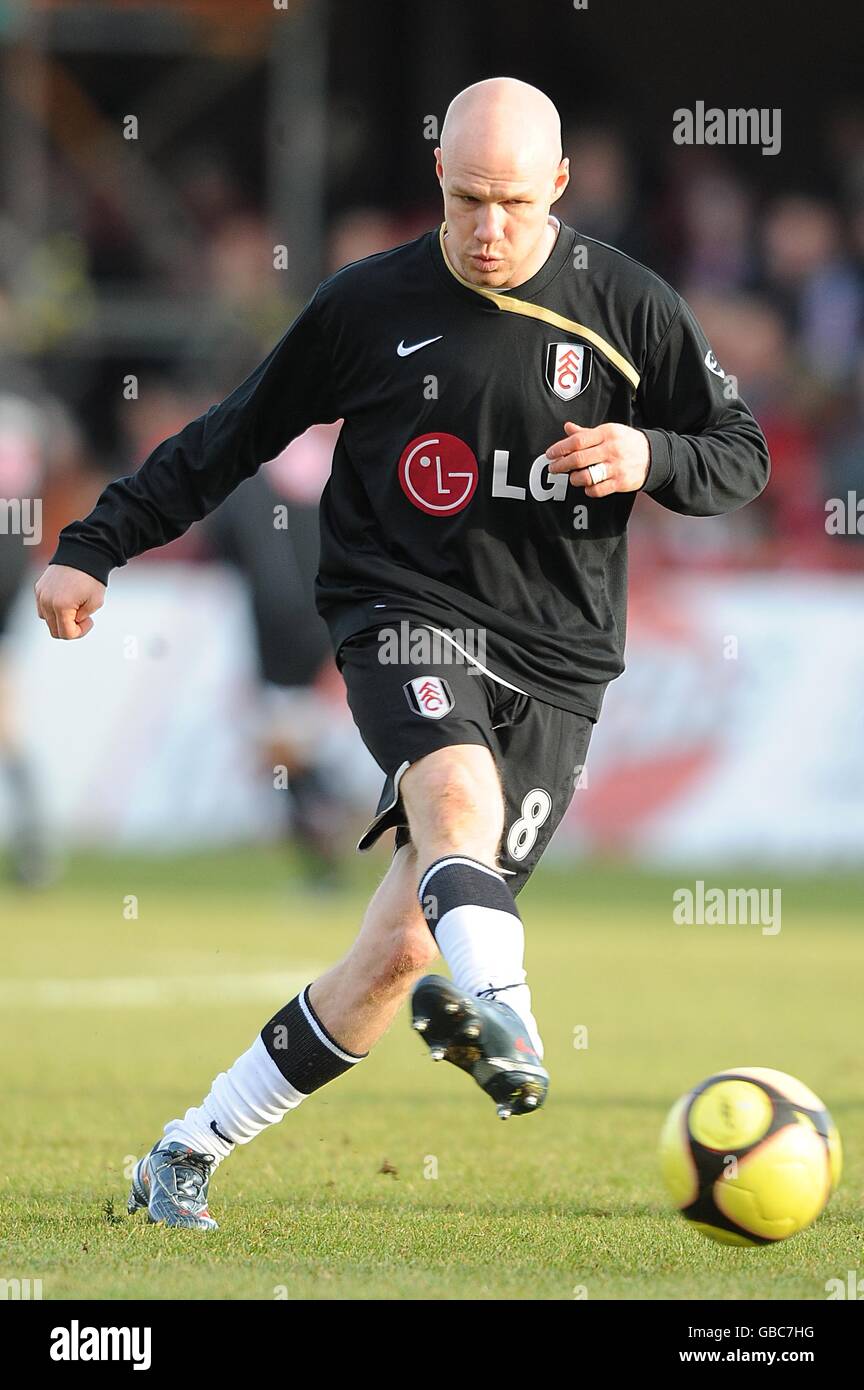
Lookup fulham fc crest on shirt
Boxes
[545,343,592,400]
[403,676,454,720]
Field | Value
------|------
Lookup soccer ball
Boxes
[658,1067,842,1246]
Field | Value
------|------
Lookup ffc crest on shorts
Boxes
[545,343,592,400]
[403,676,454,720]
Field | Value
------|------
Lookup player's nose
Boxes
[474,208,505,245]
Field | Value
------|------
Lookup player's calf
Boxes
[307,843,438,1049]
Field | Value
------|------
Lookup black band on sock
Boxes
[418,855,521,935]
[260,986,367,1091]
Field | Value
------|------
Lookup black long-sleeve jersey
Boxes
[51,220,769,718]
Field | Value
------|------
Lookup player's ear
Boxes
[434,148,444,186]
[550,156,569,204]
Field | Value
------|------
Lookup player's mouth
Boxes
[471,254,503,270]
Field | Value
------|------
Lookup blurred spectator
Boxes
[557,125,645,258]
[760,197,863,386]
[680,169,755,293]
[326,207,404,272]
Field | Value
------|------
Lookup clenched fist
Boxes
[545,421,651,497]
[35,565,106,640]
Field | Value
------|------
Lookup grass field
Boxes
[1,849,861,1301]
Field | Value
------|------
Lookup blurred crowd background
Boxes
[0,0,862,882]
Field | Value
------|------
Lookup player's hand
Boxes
[34,565,106,640]
[545,422,651,497]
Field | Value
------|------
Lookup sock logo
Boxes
[403,675,454,719]
[210,1119,233,1146]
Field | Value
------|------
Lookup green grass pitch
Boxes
[1,849,861,1301]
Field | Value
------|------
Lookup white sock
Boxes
[159,986,366,1170]
[162,1035,307,1170]
[419,856,544,1058]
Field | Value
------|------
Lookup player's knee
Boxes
[403,746,503,848]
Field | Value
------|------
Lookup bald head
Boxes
[440,78,563,172]
[435,78,569,289]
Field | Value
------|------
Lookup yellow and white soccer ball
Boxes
[658,1067,842,1245]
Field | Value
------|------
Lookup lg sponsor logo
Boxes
[397,431,588,522]
[398,432,478,515]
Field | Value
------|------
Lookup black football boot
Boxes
[411,974,548,1119]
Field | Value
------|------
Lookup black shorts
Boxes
[337,622,594,896]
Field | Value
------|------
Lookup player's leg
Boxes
[398,741,550,1116]
[128,841,436,1229]
[336,623,554,1115]
[401,741,540,1050]
[401,694,595,1117]
[401,742,504,865]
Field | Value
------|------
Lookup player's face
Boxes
[435,152,568,289]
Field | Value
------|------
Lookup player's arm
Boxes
[545,296,770,513]
[633,294,770,515]
[36,291,337,639]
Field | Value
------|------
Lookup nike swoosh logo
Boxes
[397,335,443,357]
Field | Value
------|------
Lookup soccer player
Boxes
[34,78,769,1229]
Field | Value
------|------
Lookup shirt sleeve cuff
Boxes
[49,539,116,586]
[638,429,675,494]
